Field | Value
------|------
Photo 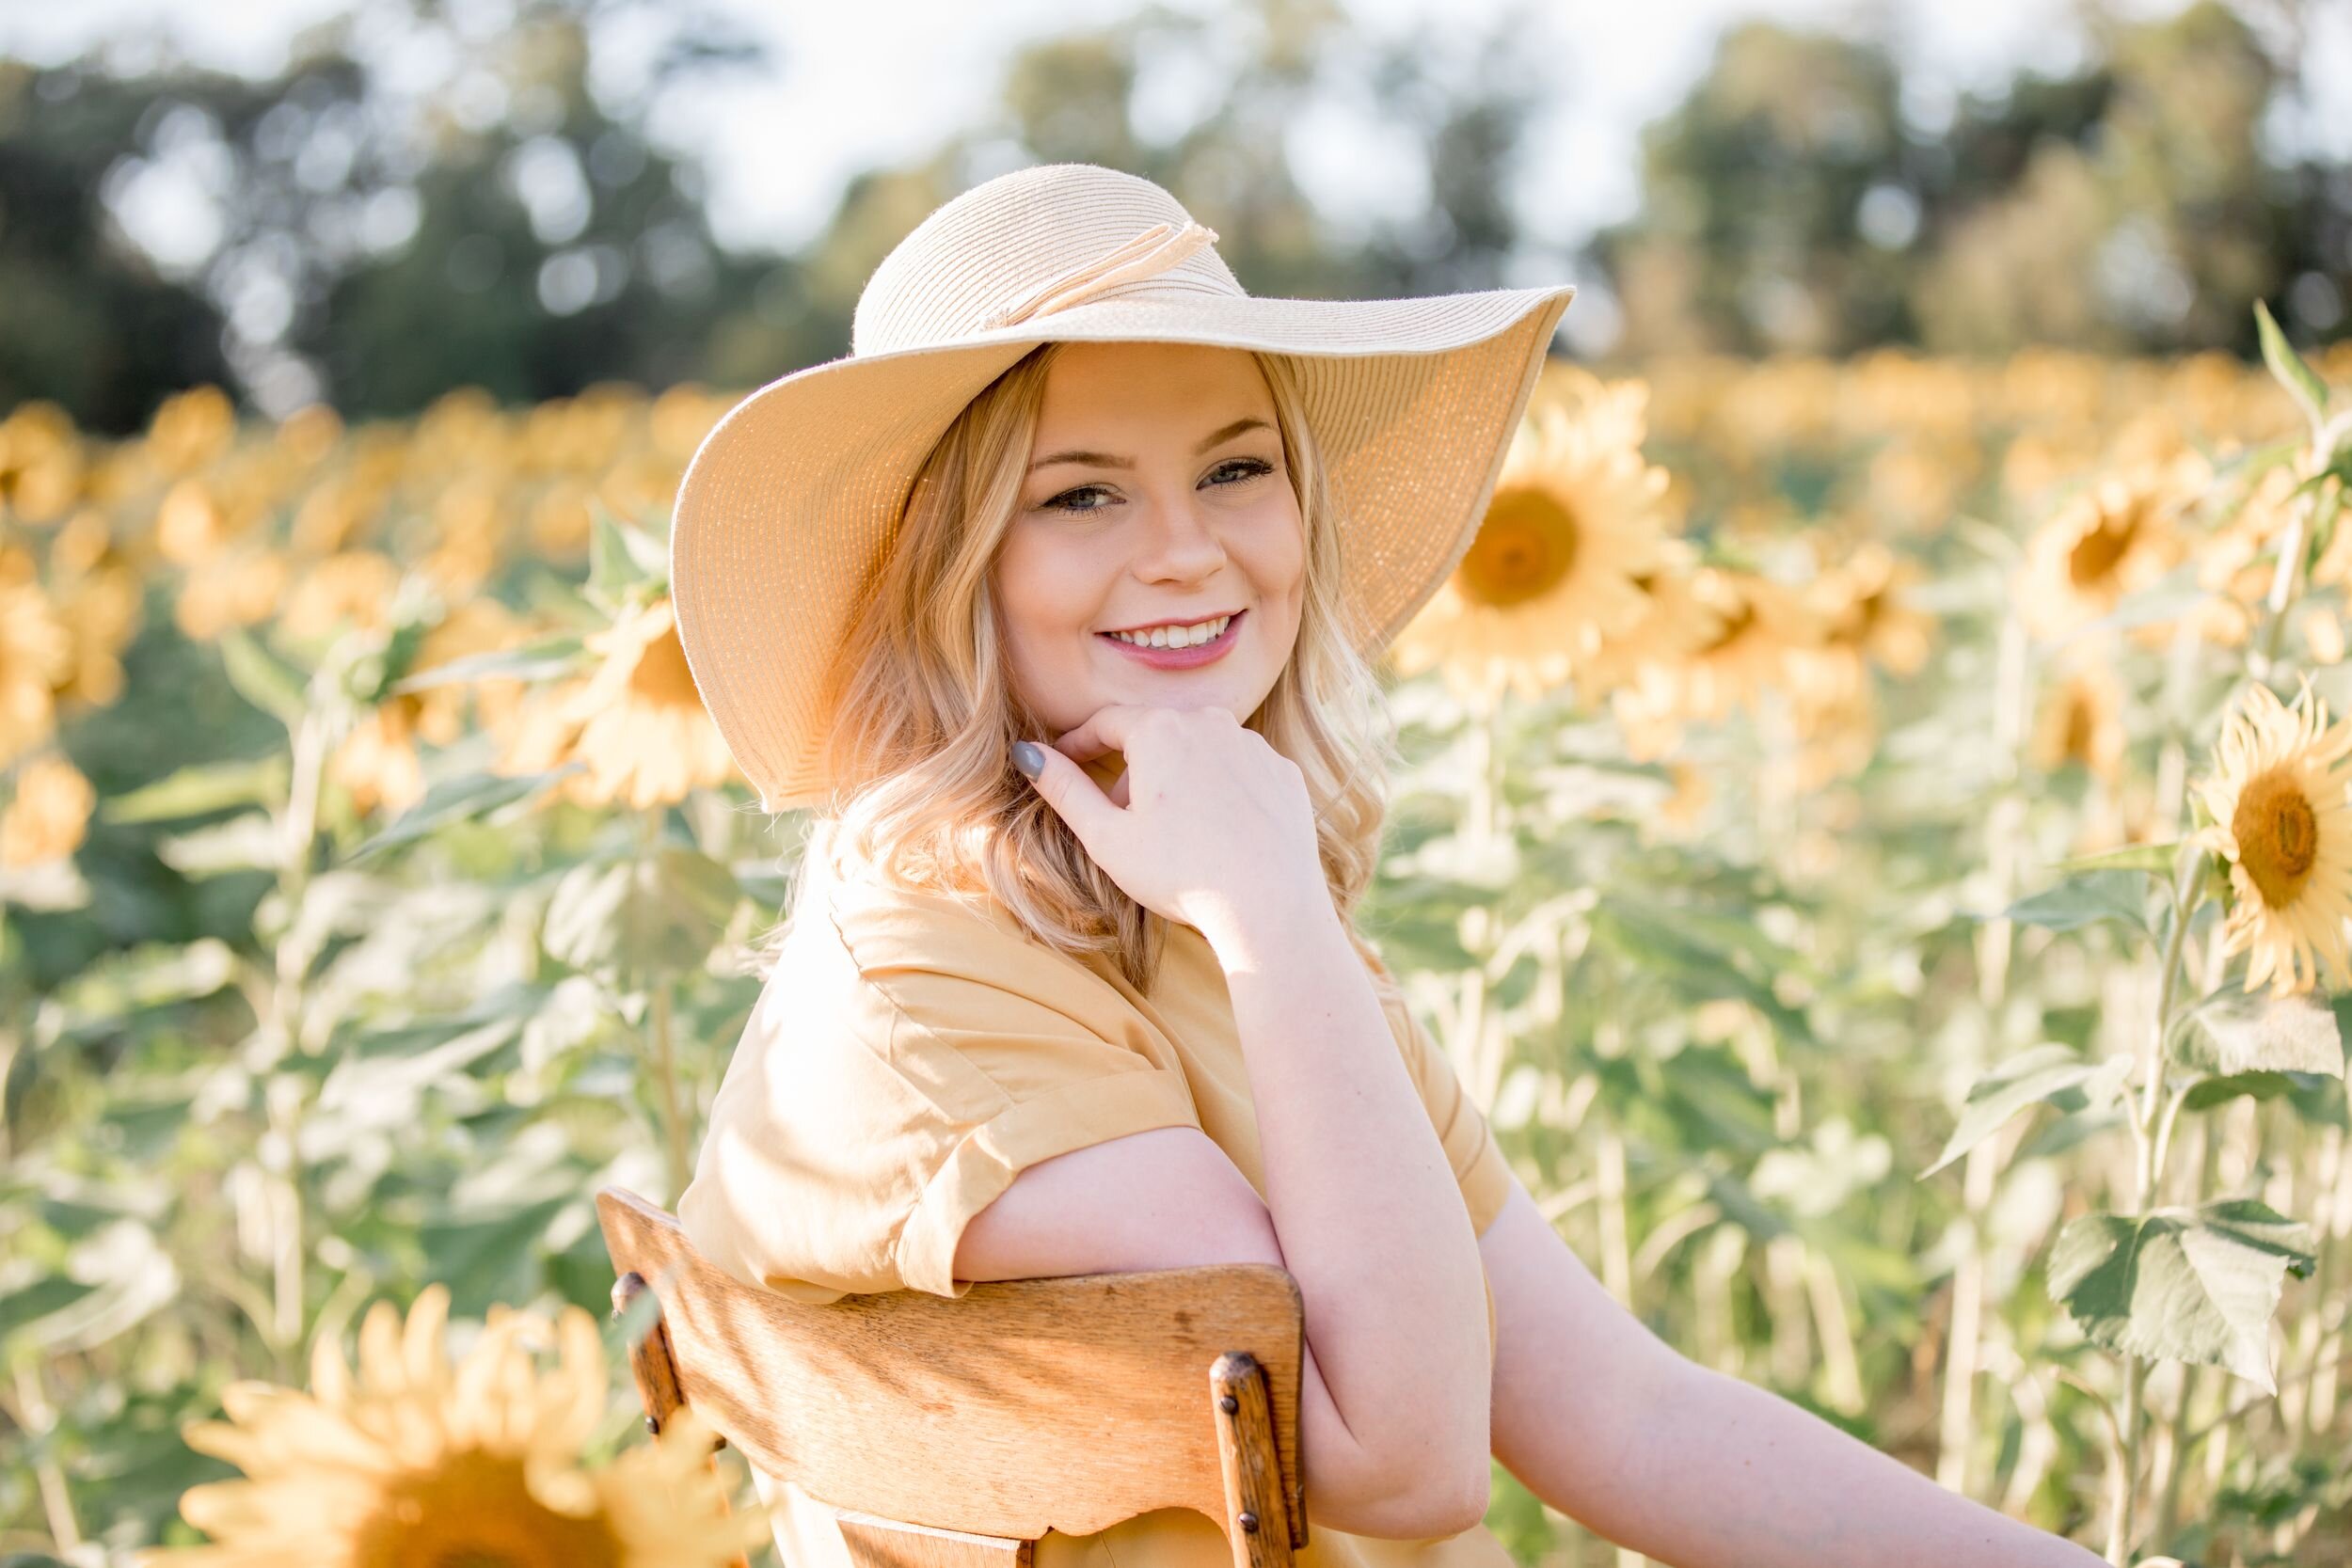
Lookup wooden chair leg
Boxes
[614,1270,754,1568]
[1210,1351,1296,1568]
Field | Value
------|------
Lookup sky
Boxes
[4,0,2345,367]
[17,0,2340,250]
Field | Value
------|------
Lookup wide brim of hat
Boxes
[670,281,1577,812]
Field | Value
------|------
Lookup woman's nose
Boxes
[1132,493,1227,582]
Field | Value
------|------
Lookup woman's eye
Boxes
[1040,458,1270,515]
[1043,484,1115,514]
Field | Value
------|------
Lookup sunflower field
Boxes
[4,319,2352,1566]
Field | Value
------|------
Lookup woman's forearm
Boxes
[1582,1354,2106,1567]
[1207,895,1493,1517]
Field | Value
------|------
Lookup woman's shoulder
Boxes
[769,849,1102,1022]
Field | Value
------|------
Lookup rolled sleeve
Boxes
[895,1066,1202,1296]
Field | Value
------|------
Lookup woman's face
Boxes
[991,341,1306,739]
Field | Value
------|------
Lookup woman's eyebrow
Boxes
[1027,416,1271,472]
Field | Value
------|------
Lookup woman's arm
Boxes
[955,1124,1479,1538]
[1008,710,1496,1533]
[1213,895,1494,1525]
[1479,1175,2105,1566]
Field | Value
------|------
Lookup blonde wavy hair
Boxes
[755,341,1406,996]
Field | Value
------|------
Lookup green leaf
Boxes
[585,500,668,610]
[0,1276,98,1343]
[2172,984,2348,1078]
[216,626,310,727]
[2055,841,2181,876]
[2180,1069,2347,1123]
[2255,297,2329,429]
[2047,1199,2316,1390]
[1925,1045,2130,1177]
[154,810,280,877]
[543,846,743,982]
[419,1196,570,1318]
[101,753,289,824]
[1996,869,2152,934]
[349,764,582,863]
[389,636,588,694]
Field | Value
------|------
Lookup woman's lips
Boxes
[1096,610,1245,669]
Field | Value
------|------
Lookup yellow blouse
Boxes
[678,765,1515,1568]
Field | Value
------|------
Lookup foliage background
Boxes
[2,1,2350,1565]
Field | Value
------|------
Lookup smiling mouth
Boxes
[1096,609,1246,666]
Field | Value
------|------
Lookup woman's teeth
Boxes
[1107,613,1231,648]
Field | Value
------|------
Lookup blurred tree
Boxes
[0,0,780,430]
[294,5,779,417]
[772,0,1550,366]
[1915,0,2292,353]
[1592,0,2347,358]
[1587,22,1918,356]
[0,61,234,433]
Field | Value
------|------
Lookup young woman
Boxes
[668,164,2102,1568]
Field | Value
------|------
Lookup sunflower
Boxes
[46,549,141,710]
[281,551,405,644]
[176,549,291,643]
[1,752,94,867]
[2190,680,2352,999]
[2187,461,2302,648]
[1387,373,1680,704]
[0,401,87,525]
[331,599,532,817]
[1616,566,1825,733]
[2016,451,2208,641]
[494,597,737,810]
[0,557,72,768]
[2030,663,2128,784]
[144,1284,760,1568]
[1790,541,1934,711]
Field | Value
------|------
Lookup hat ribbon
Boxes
[982,218,1222,330]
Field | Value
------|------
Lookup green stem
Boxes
[650,977,690,1205]
[10,1362,80,1553]
[640,807,692,1203]
[266,704,330,1374]
[2109,849,2203,1564]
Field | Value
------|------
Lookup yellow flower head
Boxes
[282,551,405,644]
[1387,374,1680,704]
[2017,452,2207,641]
[1,752,95,867]
[2030,663,2128,784]
[495,597,737,810]
[0,560,72,768]
[2191,680,2352,999]
[331,599,532,818]
[144,1284,760,1568]
[1617,566,1826,730]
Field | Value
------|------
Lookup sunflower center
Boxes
[1454,486,1577,609]
[2233,768,2321,908]
[2067,508,2141,589]
[355,1452,624,1568]
[1699,602,1757,657]
[2060,696,2095,763]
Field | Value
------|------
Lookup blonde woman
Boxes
[669,165,2100,1568]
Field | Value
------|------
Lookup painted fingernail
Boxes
[1010,740,1043,778]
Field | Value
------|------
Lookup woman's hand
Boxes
[1012,705,1328,943]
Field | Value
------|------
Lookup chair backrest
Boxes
[595,1187,1307,1568]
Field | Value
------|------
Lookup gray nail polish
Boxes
[1010,740,1043,778]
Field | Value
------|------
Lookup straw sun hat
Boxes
[669,161,1577,812]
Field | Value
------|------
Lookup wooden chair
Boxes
[595,1187,1308,1568]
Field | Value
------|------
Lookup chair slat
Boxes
[834,1511,1035,1568]
[596,1187,1306,1545]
